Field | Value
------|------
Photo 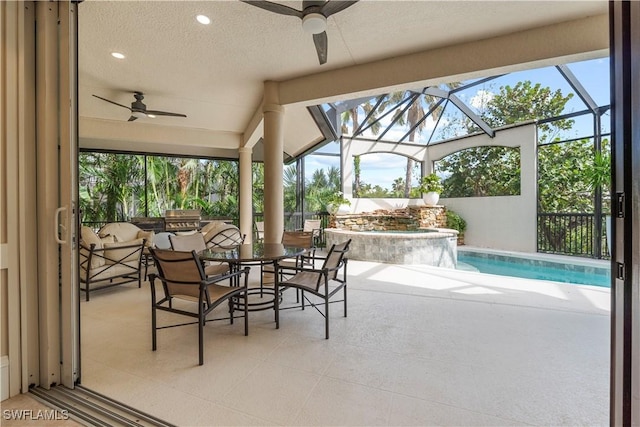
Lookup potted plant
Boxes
[418,173,444,206]
[326,191,351,215]
[446,210,467,245]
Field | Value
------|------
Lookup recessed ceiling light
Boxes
[196,15,210,25]
[111,52,125,59]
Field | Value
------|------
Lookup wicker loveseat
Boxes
[79,222,154,301]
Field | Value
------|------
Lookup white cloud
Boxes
[469,89,494,110]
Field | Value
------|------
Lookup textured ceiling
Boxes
[78,0,608,158]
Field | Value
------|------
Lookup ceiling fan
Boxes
[241,0,359,65]
[92,92,187,122]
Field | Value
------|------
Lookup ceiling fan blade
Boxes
[93,94,132,111]
[320,0,358,17]
[146,110,187,118]
[313,31,328,65]
[128,115,138,122]
[240,1,303,18]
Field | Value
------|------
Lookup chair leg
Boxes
[343,284,347,317]
[274,271,280,330]
[151,304,157,351]
[244,289,249,336]
[198,304,205,366]
[325,292,330,339]
[229,299,234,325]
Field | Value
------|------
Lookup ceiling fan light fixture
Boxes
[302,13,327,34]
[131,111,146,119]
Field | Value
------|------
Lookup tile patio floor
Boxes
[33,256,611,426]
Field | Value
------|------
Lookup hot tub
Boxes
[324,228,458,267]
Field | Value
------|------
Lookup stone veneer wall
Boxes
[331,206,447,231]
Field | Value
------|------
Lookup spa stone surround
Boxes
[326,206,457,266]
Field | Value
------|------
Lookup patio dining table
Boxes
[199,242,307,311]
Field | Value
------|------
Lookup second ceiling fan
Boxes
[92,92,187,122]
[241,0,359,65]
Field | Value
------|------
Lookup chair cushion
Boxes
[154,232,175,249]
[205,223,243,248]
[103,238,144,265]
[99,222,142,242]
[169,233,207,252]
[137,230,155,247]
[200,221,225,235]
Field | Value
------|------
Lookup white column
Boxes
[262,81,284,244]
[238,147,253,243]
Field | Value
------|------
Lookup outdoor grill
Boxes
[164,209,201,232]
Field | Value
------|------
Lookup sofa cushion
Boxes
[80,226,105,269]
[100,235,115,244]
[99,222,142,243]
[82,262,139,284]
[103,238,144,265]
[81,226,102,247]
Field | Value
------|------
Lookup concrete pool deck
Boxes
[70,257,611,426]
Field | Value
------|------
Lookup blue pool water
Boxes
[457,252,611,288]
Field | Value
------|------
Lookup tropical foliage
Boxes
[437,146,521,197]
[436,80,575,200]
[79,152,240,224]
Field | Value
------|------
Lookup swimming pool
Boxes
[457,249,611,287]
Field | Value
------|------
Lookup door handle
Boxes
[55,206,67,244]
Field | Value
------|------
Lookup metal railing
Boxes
[538,213,610,259]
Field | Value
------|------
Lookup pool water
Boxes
[457,252,611,288]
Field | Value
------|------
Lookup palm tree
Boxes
[341,99,386,195]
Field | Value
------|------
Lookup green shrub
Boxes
[446,210,467,233]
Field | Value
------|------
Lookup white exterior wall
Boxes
[342,123,538,253]
[434,124,538,252]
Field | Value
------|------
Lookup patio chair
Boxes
[300,219,322,247]
[261,230,316,294]
[254,221,265,243]
[169,233,229,277]
[79,226,147,301]
[204,223,245,249]
[275,239,351,339]
[148,248,250,365]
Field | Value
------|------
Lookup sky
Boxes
[304,57,610,190]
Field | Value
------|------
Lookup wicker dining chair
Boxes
[275,239,351,339]
[148,248,250,365]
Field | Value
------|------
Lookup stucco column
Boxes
[263,81,284,243]
[238,146,253,243]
